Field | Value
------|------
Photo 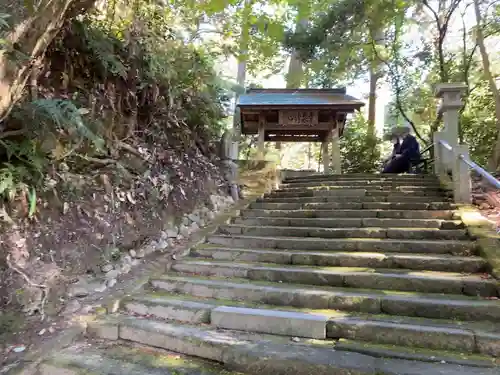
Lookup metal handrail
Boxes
[438,139,500,189]
[420,144,434,154]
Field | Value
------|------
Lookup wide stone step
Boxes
[276,184,445,192]
[268,189,448,198]
[206,234,476,255]
[233,216,464,229]
[150,276,500,321]
[280,181,443,189]
[218,224,468,240]
[258,196,451,204]
[170,260,498,296]
[40,344,234,375]
[326,317,500,355]
[91,317,498,375]
[249,201,457,210]
[121,293,499,355]
[240,209,457,220]
[283,174,437,182]
[192,246,487,273]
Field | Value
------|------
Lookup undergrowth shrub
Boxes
[0,9,234,211]
[340,112,381,173]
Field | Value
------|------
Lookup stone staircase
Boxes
[41,174,500,375]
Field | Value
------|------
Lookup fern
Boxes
[13,99,105,151]
[75,20,128,78]
[0,13,10,30]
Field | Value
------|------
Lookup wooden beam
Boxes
[265,135,324,142]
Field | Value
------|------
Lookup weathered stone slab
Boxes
[152,276,500,321]
[123,296,212,323]
[172,260,496,296]
[86,320,118,340]
[377,210,455,219]
[280,181,442,189]
[475,331,500,357]
[211,306,328,338]
[233,217,365,228]
[223,341,377,375]
[380,295,500,321]
[150,276,381,312]
[327,318,475,352]
[193,247,486,273]
[240,209,381,219]
[240,209,455,220]
[119,318,227,362]
[193,247,293,264]
[258,196,381,203]
[206,235,476,255]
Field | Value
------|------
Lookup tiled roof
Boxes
[237,88,364,107]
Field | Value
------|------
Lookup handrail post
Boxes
[454,145,472,203]
[435,83,467,172]
[435,83,468,203]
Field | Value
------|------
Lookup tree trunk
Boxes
[367,66,378,138]
[232,0,252,138]
[473,0,500,171]
[0,0,95,122]
[279,9,309,153]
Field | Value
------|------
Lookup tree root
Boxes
[6,254,49,321]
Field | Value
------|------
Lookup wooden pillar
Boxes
[257,114,265,159]
[331,127,341,174]
[322,130,332,174]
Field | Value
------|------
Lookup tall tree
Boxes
[0,0,96,122]
[473,0,500,170]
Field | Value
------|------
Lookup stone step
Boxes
[150,275,500,322]
[123,294,213,323]
[233,216,464,229]
[218,224,469,240]
[240,209,457,220]
[283,174,437,182]
[170,260,498,296]
[40,343,234,375]
[334,339,497,368]
[91,317,499,375]
[283,176,439,183]
[258,196,451,204]
[276,184,445,192]
[249,201,457,211]
[121,293,499,355]
[206,234,476,255]
[192,246,487,273]
[280,181,443,189]
[268,189,448,198]
[326,317,500,355]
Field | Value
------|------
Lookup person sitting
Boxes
[381,136,401,170]
[382,127,420,174]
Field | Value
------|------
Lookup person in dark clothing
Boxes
[382,136,402,170]
[383,128,420,174]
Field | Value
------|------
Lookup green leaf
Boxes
[28,187,36,218]
[23,0,35,14]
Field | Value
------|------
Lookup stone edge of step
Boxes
[191,246,487,273]
[120,292,500,356]
[149,275,500,322]
[169,259,499,297]
[85,317,499,375]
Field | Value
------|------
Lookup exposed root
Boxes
[6,254,48,321]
